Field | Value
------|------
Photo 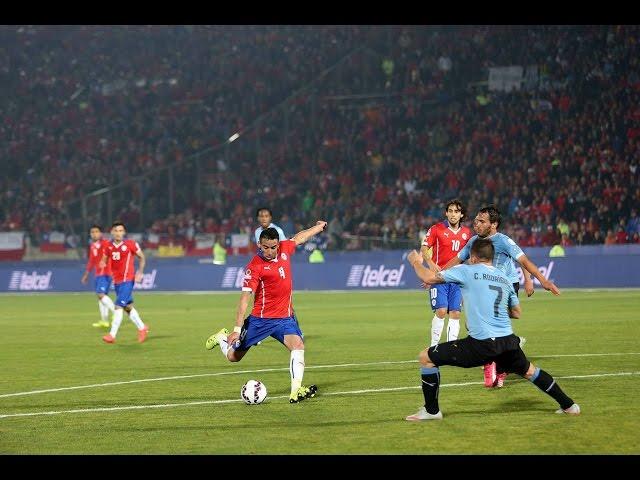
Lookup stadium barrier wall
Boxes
[1,246,639,292]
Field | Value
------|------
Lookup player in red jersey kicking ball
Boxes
[99,222,149,344]
[206,221,327,403]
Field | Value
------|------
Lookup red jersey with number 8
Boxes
[104,240,140,284]
[422,222,472,268]
[242,239,296,318]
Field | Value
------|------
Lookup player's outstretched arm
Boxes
[134,249,146,283]
[227,291,252,346]
[441,255,462,271]
[520,263,535,297]
[292,221,327,246]
[407,250,446,285]
[519,254,560,295]
[420,245,441,272]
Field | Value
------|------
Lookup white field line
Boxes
[1,371,639,419]
[0,360,417,398]
[2,352,640,399]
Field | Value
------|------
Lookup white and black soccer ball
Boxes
[241,379,267,405]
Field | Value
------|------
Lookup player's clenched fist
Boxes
[316,221,327,230]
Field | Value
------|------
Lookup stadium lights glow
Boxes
[228,133,240,143]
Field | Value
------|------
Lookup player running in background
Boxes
[99,222,149,344]
[254,207,286,246]
[81,225,116,328]
[205,221,327,403]
[442,205,558,387]
[404,240,579,421]
[420,199,472,346]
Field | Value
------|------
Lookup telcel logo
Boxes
[8,271,52,291]
[346,264,405,288]
[517,262,554,285]
[135,269,157,290]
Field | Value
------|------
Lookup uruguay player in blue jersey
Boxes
[444,204,560,296]
[442,205,561,387]
[254,207,286,246]
[405,239,579,421]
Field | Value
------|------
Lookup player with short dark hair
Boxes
[254,207,286,246]
[81,224,116,328]
[205,220,327,403]
[404,240,579,421]
[420,199,472,346]
[99,222,149,344]
[442,204,556,387]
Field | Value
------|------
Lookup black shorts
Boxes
[428,334,529,376]
[513,282,520,297]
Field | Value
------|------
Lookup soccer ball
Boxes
[241,379,267,405]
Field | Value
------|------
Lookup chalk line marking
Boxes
[1,371,638,419]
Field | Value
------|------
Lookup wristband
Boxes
[233,326,242,334]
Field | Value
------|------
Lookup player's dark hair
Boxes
[445,198,466,219]
[89,224,102,232]
[471,238,495,261]
[111,221,126,230]
[256,207,273,218]
[259,227,280,242]
[478,204,502,227]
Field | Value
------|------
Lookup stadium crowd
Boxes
[1,25,639,251]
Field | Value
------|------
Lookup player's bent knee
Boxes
[435,308,447,318]
[418,349,434,367]
[523,362,536,379]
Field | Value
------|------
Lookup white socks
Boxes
[290,349,305,394]
[128,307,145,330]
[98,302,109,322]
[100,295,116,313]
[447,319,461,342]
[110,308,124,337]
[431,315,445,347]
[219,336,230,358]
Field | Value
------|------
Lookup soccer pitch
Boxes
[1,290,639,454]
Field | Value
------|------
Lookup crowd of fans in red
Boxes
[2,26,639,251]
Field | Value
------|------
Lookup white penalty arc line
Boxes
[1,371,639,419]
[2,352,640,399]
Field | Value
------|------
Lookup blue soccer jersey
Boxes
[442,264,519,340]
[457,232,524,284]
[254,223,287,245]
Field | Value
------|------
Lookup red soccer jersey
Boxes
[86,239,112,277]
[104,239,140,284]
[422,222,472,268]
[242,239,296,318]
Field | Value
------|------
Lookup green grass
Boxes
[1,290,639,454]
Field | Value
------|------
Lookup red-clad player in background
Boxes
[205,221,327,403]
[81,224,116,329]
[99,222,149,344]
[420,199,472,346]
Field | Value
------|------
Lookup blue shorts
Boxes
[429,283,462,312]
[94,275,112,295]
[114,281,134,307]
[236,315,303,352]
